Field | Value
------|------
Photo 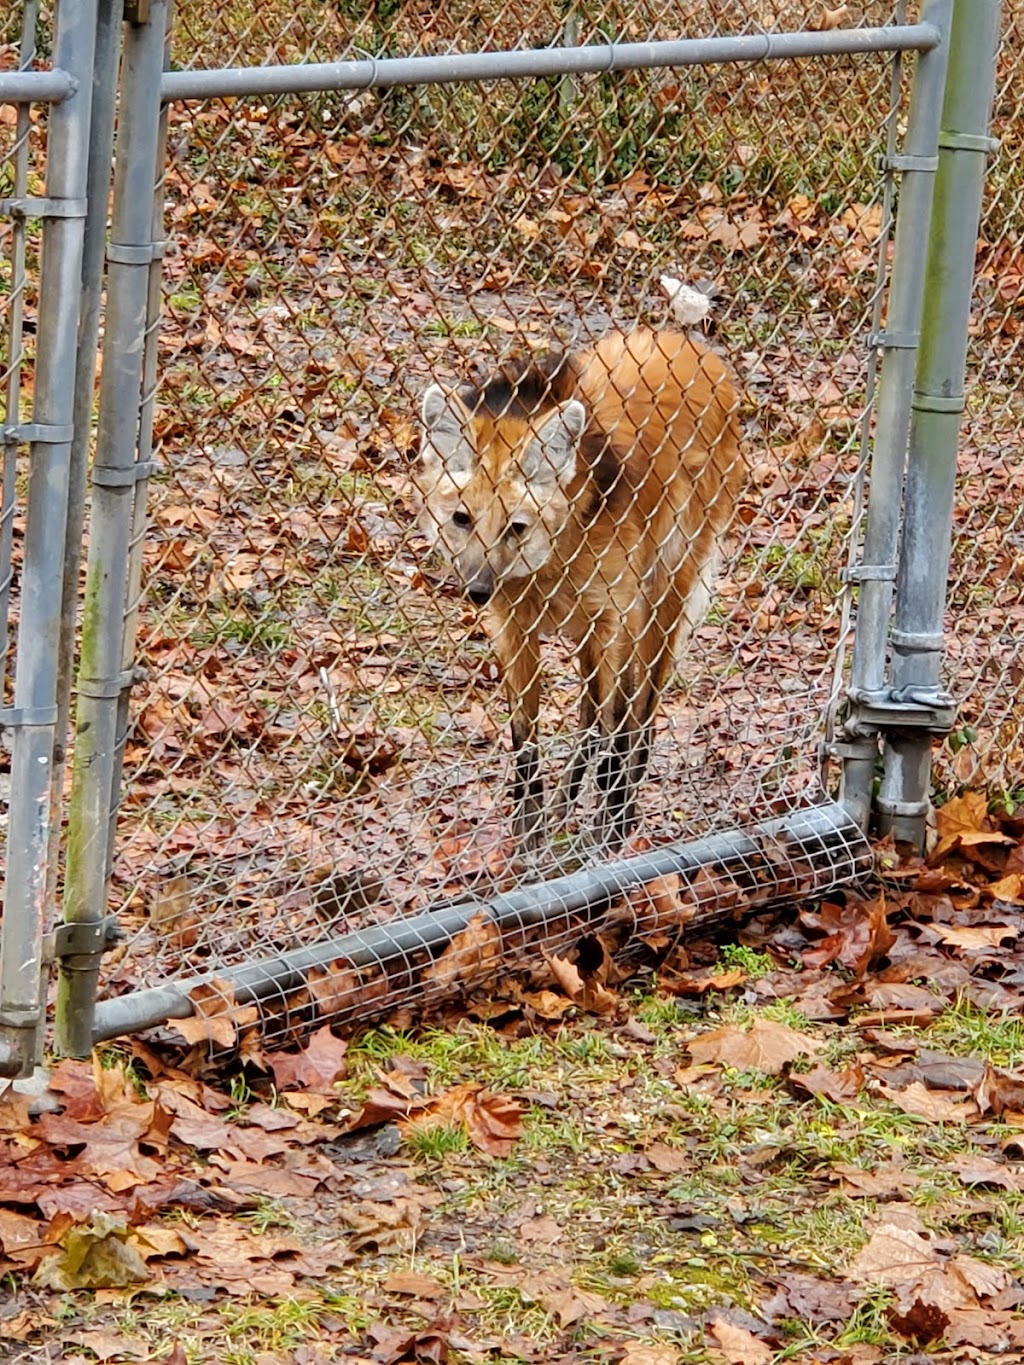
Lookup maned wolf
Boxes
[416,326,746,849]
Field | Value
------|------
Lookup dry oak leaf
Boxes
[687,1017,822,1074]
[265,1025,348,1091]
[707,1317,773,1365]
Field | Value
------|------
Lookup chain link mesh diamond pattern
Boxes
[86,1,912,1039]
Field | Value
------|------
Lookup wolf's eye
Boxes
[452,509,472,529]
[506,520,530,540]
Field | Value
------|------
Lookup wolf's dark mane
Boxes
[460,351,577,421]
[461,351,625,510]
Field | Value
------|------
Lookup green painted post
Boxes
[877,0,1002,845]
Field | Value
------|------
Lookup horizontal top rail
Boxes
[0,69,77,105]
[161,23,940,102]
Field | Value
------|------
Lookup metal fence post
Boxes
[55,0,170,1059]
[45,0,125,1018]
[877,0,1002,846]
[838,0,953,830]
[104,5,174,911]
[0,0,100,1079]
[1,0,40,703]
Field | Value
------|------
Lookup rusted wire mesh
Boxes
[89,0,910,1037]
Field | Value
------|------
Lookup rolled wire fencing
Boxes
[0,0,1005,1062]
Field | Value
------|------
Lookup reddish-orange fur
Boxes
[417,326,746,846]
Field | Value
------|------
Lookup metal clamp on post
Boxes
[880,153,940,173]
[845,686,958,736]
[0,196,88,220]
[91,460,159,488]
[937,130,1000,155]
[840,563,897,584]
[47,919,122,968]
[3,423,75,446]
[867,331,920,350]
[106,241,163,266]
[76,668,137,701]
[0,705,59,729]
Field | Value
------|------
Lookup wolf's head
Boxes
[415,366,586,605]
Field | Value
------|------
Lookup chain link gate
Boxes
[0,1,1004,1067]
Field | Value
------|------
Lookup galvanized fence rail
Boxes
[0,0,1006,1070]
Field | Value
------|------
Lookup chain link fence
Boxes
[0,1,1012,1056]
[95,0,906,1040]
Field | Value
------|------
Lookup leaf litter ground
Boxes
[5,797,1024,1363]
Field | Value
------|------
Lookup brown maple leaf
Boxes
[265,1025,348,1091]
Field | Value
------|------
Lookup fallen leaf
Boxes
[789,1061,864,1103]
[517,1213,562,1244]
[687,1017,821,1074]
[265,1026,348,1091]
[877,1081,975,1123]
[931,922,1019,951]
[546,951,618,1016]
[644,1141,690,1173]
[619,1346,680,1365]
[974,1063,1024,1116]
[846,1222,941,1285]
[384,1270,448,1300]
[33,1213,150,1291]
[707,1316,773,1365]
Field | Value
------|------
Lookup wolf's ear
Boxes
[420,384,474,476]
[522,399,586,488]
[422,384,457,432]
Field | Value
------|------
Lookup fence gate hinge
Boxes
[123,0,152,24]
[46,918,122,966]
